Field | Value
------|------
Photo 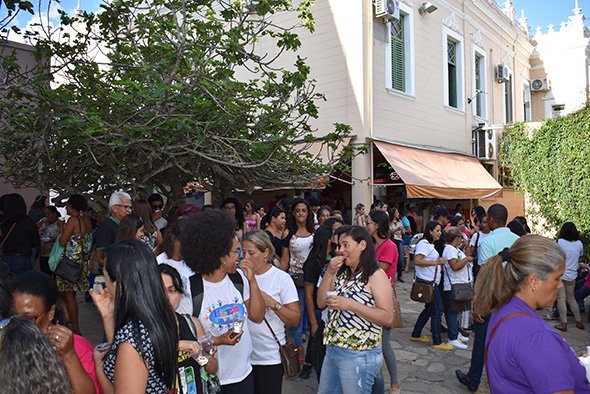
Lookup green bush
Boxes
[501,106,590,260]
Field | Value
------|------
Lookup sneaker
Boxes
[458,333,469,343]
[449,339,468,349]
[433,342,454,350]
[410,335,430,343]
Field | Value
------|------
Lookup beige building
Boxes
[261,0,535,216]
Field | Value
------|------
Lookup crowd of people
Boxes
[0,191,588,393]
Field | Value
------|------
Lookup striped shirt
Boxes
[323,270,382,350]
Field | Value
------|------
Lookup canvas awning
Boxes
[373,140,502,199]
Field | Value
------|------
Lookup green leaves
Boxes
[501,107,590,256]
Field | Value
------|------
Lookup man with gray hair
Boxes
[94,191,132,250]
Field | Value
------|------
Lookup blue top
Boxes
[479,227,520,265]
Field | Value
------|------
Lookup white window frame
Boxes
[502,72,514,124]
[522,82,531,121]
[442,27,465,111]
[385,2,414,96]
[472,46,487,120]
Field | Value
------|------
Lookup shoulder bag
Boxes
[410,262,438,304]
[54,217,84,283]
[445,261,474,303]
[391,285,403,328]
[263,318,301,378]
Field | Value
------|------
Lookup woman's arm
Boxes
[191,318,218,374]
[113,343,148,394]
[240,260,265,323]
[415,253,445,267]
[255,214,261,230]
[325,270,394,327]
[378,261,391,271]
[317,256,344,309]
[280,247,290,271]
[304,284,319,335]
[89,288,115,342]
[59,217,75,246]
[449,256,473,271]
[260,291,300,326]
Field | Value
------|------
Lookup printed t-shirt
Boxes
[196,270,252,385]
[558,239,584,281]
[442,244,472,291]
[414,239,441,284]
[486,296,590,394]
[376,238,398,286]
[74,334,101,394]
[157,253,195,315]
[249,266,299,365]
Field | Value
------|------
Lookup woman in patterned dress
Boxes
[57,194,93,335]
[91,240,178,393]
[317,225,393,394]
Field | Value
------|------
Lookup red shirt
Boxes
[375,238,398,286]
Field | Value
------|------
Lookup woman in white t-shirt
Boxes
[555,222,585,331]
[156,220,195,315]
[243,230,300,394]
[410,221,451,350]
[179,210,265,393]
[441,227,473,350]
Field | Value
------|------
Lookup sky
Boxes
[3,1,590,35]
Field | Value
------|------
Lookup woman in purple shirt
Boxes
[474,234,590,393]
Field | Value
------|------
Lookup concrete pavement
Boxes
[79,271,590,393]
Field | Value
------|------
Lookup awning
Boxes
[373,140,502,199]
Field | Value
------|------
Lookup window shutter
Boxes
[447,41,457,108]
[391,15,405,91]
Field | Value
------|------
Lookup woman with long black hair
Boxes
[91,240,178,393]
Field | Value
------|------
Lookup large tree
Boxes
[0,0,352,207]
[500,106,590,243]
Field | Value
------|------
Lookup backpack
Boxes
[189,272,244,317]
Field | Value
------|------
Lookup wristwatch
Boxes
[274,302,282,311]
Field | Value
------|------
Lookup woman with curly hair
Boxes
[0,316,72,394]
[179,209,265,393]
[90,240,179,393]
[57,194,93,335]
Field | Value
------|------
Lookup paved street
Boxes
[79,270,590,394]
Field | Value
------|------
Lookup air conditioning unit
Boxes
[474,128,497,160]
[531,78,550,92]
[374,0,399,21]
[496,64,510,83]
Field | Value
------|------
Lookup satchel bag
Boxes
[263,318,301,378]
[54,217,84,283]
[410,264,438,304]
[445,264,474,302]
[48,240,64,272]
[391,286,403,328]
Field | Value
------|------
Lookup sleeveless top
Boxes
[104,320,168,393]
[244,216,257,232]
[323,270,381,350]
[287,234,313,275]
[140,231,158,250]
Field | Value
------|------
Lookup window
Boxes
[443,28,464,110]
[473,51,486,118]
[523,83,531,121]
[503,75,513,123]
[448,41,458,107]
[386,4,413,95]
[552,104,565,118]
[391,14,405,91]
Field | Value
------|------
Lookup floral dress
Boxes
[55,232,93,292]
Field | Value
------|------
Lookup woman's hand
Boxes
[326,256,344,275]
[47,324,76,359]
[213,330,243,346]
[89,287,114,319]
[178,340,201,355]
[260,291,278,309]
[325,295,352,311]
[240,259,255,282]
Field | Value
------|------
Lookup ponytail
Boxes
[473,255,517,317]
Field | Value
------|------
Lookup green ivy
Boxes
[501,106,590,259]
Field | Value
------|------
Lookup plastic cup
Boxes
[232,317,245,334]
[326,291,338,298]
[198,333,215,355]
[95,342,111,353]
[93,275,106,294]
[190,348,209,366]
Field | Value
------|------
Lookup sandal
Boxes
[544,313,558,321]
[554,322,567,332]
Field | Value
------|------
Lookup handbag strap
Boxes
[0,222,16,250]
[484,311,530,365]
[263,318,282,347]
[182,314,197,338]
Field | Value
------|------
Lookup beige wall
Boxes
[478,187,525,220]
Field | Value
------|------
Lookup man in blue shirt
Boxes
[455,203,520,392]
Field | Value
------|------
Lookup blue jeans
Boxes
[442,291,458,340]
[290,287,305,346]
[465,314,491,388]
[411,285,444,344]
[575,284,590,311]
[2,255,32,277]
[318,345,383,394]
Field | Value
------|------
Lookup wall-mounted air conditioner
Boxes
[531,78,550,92]
[496,64,510,83]
[374,0,399,22]
[474,128,497,160]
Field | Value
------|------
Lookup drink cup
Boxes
[232,316,245,334]
[198,333,215,355]
[93,275,107,294]
[326,291,338,298]
[190,348,209,366]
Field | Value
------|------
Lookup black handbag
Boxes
[410,265,438,304]
[54,217,84,283]
[445,262,474,302]
[290,273,305,289]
